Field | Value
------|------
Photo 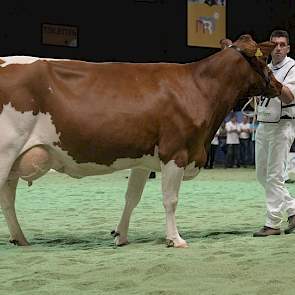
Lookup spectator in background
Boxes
[218,121,227,161]
[225,113,240,168]
[205,128,221,169]
[239,115,251,167]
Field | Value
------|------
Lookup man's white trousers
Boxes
[256,120,295,228]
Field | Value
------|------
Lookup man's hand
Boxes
[279,85,294,104]
[263,71,283,98]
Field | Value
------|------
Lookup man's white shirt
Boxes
[257,56,295,123]
[225,121,240,144]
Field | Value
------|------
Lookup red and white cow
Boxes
[0,35,282,248]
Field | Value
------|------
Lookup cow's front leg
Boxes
[112,168,150,246]
[161,160,187,248]
[0,179,29,246]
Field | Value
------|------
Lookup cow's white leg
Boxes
[161,160,187,248]
[113,168,150,246]
[0,179,29,246]
[0,105,38,245]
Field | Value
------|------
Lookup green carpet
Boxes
[1,168,295,295]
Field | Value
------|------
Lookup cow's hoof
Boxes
[9,239,29,246]
[111,230,128,246]
[9,235,30,246]
[166,239,188,248]
[115,236,129,246]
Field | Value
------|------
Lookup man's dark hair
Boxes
[270,30,289,44]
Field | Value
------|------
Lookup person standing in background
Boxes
[205,128,221,169]
[239,115,251,167]
[225,113,240,168]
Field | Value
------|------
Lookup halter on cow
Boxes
[0,35,282,248]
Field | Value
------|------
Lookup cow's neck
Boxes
[193,49,252,112]
[190,48,256,143]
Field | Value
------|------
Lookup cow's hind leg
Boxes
[0,150,28,246]
[0,179,29,246]
[161,160,187,248]
[112,168,150,246]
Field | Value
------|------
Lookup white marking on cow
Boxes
[0,56,68,67]
[0,56,40,67]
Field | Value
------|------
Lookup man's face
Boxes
[270,36,290,65]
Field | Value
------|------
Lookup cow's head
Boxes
[232,34,282,98]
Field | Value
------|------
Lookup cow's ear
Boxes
[256,41,276,58]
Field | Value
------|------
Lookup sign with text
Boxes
[42,23,78,47]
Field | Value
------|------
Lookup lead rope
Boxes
[252,96,258,130]
[241,96,258,146]
[241,96,258,119]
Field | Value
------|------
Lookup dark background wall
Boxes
[0,0,294,63]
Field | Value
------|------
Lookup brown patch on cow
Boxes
[0,62,43,114]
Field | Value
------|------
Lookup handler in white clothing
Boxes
[254,30,295,237]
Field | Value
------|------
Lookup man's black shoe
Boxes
[285,215,295,234]
[253,226,281,237]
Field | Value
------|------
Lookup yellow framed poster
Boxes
[187,0,226,48]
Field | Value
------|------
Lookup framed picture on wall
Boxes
[42,23,79,48]
[187,0,226,48]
